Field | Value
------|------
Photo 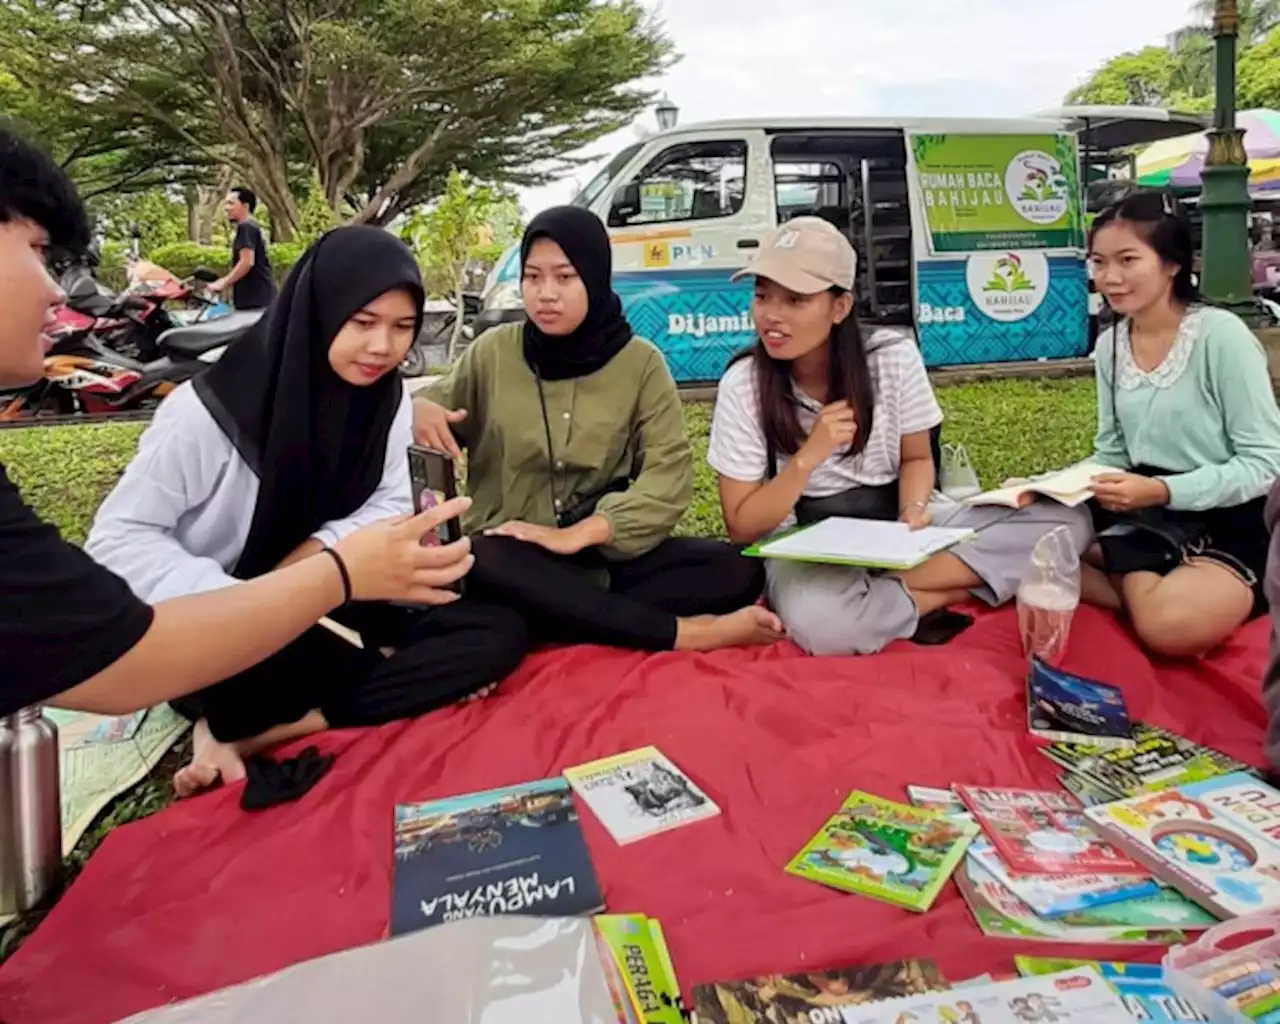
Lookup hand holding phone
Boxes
[407,445,465,593]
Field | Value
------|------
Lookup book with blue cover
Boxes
[390,777,604,936]
[1027,657,1136,751]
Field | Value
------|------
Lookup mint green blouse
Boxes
[1093,305,1280,511]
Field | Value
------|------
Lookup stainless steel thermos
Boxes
[0,707,62,915]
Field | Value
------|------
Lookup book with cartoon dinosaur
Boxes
[690,959,949,1024]
[785,791,978,912]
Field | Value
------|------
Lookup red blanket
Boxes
[0,606,1270,1023]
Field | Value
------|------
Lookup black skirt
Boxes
[1089,466,1270,619]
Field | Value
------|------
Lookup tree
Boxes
[403,170,516,358]
[39,0,672,239]
[1067,47,1178,106]
[1238,26,1280,108]
[1190,0,1280,43]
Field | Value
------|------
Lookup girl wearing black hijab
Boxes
[415,206,779,652]
[87,226,529,797]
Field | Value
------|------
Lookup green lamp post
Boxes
[1198,0,1258,321]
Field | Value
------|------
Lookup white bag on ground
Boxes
[939,443,981,501]
[1016,525,1080,666]
[119,916,619,1024]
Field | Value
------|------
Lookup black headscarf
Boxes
[520,206,633,380]
[193,225,424,579]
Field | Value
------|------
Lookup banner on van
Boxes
[907,133,1084,254]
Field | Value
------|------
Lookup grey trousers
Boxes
[765,498,1093,656]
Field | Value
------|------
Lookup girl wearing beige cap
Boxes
[707,217,1092,655]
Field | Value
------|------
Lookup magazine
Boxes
[966,836,1159,918]
[1025,658,1134,750]
[563,747,720,845]
[838,968,1131,1023]
[954,856,1206,944]
[957,785,1144,875]
[786,791,977,912]
[691,960,948,1024]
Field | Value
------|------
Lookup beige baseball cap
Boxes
[730,216,857,293]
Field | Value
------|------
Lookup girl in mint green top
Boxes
[1085,192,1280,658]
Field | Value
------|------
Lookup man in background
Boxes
[211,187,276,310]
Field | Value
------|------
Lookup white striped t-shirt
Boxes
[707,331,943,496]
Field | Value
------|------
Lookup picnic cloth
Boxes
[0,603,1268,1023]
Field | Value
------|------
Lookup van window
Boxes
[572,143,643,210]
[775,162,844,224]
[608,140,747,226]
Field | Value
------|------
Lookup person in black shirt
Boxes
[211,187,276,310]
[0,126,474,720]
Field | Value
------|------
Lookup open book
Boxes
[964,461,1113,510]
[744,517,974,571]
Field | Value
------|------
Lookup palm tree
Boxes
[1189,0,1280,43]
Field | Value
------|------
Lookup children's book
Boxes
[690,960,949,1024]
[954,856,1207,944]
[390,778,603,936]
[744,517,975,571]
[1041,723,1257,801]
[563,747,720,845]
[838,967,1131,1023]
[906,784,974,823]
[1084,771,1280,919]
[964,461,1113,510]
[966,836,1159,918]
[594,915,684,1024]
[1026,658,1135,750]
[1014,958,1209,1022]
[956,785,1145,876]
[785,791,978,912]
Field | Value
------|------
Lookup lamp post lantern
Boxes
[655,95,679,132]
[1199,0,1258,321]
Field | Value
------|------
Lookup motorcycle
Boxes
[399,293,480,377]
[38,307,262,417]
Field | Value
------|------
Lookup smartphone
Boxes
[407,444,462,546]
[910,609,974,647]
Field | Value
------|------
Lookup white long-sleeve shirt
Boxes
[86,381,413,602]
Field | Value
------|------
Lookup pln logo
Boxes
[966,252,1048,323]
[1005,150,1069,226]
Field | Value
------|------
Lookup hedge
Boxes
[146,241,306,284]
[0,379,1098,548]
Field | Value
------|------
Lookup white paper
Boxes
[758,518,973,570]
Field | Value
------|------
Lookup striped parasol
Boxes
[1137,109,1280,192]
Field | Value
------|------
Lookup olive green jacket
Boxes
[420,323,692,561]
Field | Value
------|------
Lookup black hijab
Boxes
[520,206,633,380]
[193,225,424,579]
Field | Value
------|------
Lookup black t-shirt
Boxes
[0,463,155,715]
[231,219,276,310]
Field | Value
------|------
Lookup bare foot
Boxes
[675,605,784,652]
[173,718,248,798]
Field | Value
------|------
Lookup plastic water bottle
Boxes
[1016,526,1081,666]
[0,707,62,915]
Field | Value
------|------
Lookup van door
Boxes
[596,128,772,383]
[904,130,1088,366]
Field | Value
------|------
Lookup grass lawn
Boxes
[0,375,1096,959]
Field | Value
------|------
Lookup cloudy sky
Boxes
[518,0,1195,214]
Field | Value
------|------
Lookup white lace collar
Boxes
[1113,306,1203,391]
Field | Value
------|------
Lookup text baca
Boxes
[667,312,755,337]
[917,304,966,324]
